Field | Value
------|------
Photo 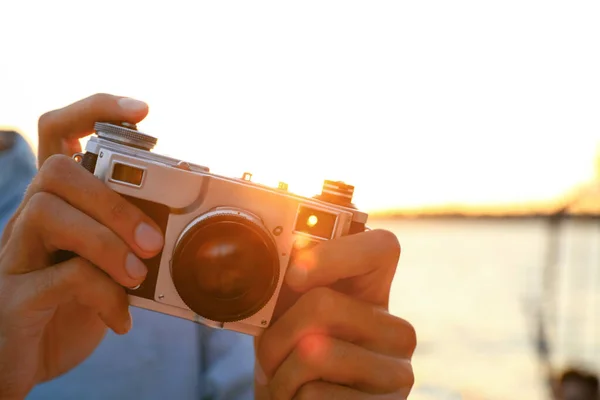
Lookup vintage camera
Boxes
[74,122,369,336]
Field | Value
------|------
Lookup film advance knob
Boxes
[315,180,355,207]
[94,122,158,151]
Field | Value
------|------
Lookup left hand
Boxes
[255,229,416,399]
[36,93,149,168]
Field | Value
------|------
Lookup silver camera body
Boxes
[76,122,368,336]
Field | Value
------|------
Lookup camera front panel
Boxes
[84,136,363,336]
[150,174,356,334]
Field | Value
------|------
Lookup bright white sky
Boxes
[1,1,598,212]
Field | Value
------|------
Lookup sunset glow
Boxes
[1,1,598,213]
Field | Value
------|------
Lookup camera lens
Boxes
[172,210,279,323]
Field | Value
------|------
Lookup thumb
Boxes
[37,93,149,166]
[39,93,149,141]
[284,229,401,292]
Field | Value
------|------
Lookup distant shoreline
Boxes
[369,213,600,221]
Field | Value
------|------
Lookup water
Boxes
[372,217,600,400]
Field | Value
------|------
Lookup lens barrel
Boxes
[171,209,279,323]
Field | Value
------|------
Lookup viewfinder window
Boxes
[111,163,144,186]
[294,206,337,240]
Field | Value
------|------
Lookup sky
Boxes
[1,1,599,212]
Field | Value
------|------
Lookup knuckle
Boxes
[392,359,415,390]
[407,364,415,388]
[85,93,115,111]
[399,318,418,356]
[41,153,72,173]
[38,154,73,189]
[38,110,58,134]
[388,315,417,357]
[109,197,132,223]
[295,334,328,367]
[89,92,111,103]
[60,257,90,285]
[22,192,56,227]
[372,229,401,260]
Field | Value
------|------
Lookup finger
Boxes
[256,287,416,379]
[6,192,148,288]
[269,334,413,399]
[285,229,401,293]
[38,93,148,166]
[38,93,148,141]
[9,154,164,259]
[293,381,407,400]
[13,256,130,335]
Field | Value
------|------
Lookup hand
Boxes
[36,93,149,167]
[0,94,164,399]
[255,229,416,399]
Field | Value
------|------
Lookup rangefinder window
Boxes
[111,162,145,186]
[294,206,337,239]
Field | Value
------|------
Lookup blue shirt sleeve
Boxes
[0,134,256,399]
[27,309,256,400]
[0,132,37,232]
[199,327,256,400]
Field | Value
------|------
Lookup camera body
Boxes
[76,122,368,336]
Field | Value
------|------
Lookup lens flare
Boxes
[298,334,331,363]
[306,215,318,227]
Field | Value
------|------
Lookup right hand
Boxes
[0,94,164,399]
